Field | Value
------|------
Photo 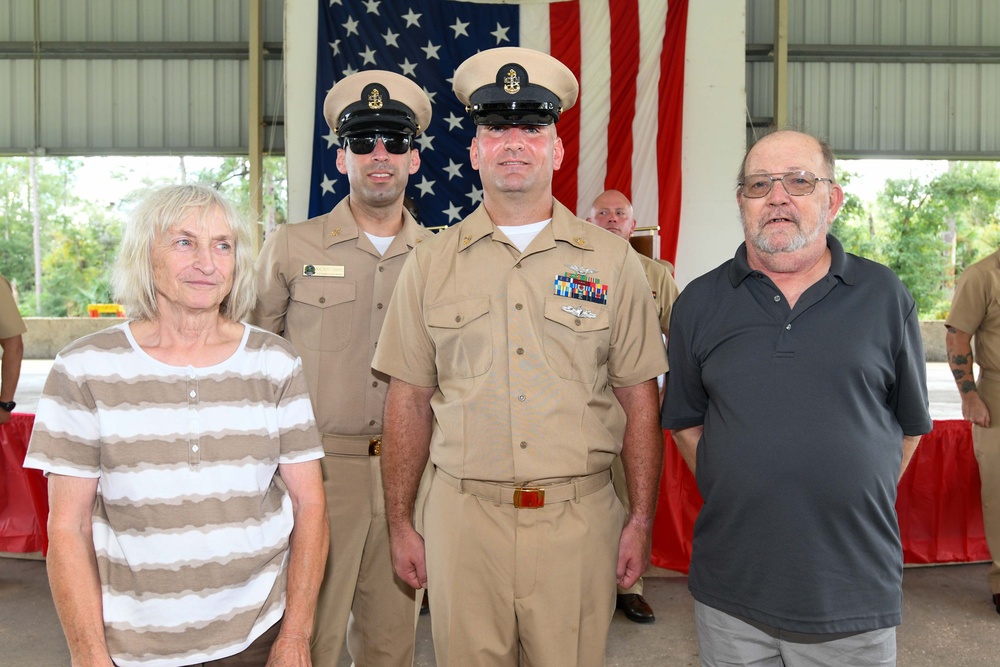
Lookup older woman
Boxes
[24,184,328,667]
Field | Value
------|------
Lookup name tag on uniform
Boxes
[303,264,344,277]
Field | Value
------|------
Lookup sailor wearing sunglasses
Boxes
[374,47,667,665]
[252,70,432,667]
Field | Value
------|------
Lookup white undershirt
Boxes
[364,232,395,256]
[496,219,552,253]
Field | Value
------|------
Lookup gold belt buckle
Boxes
[513,486,544,509]
[368,437,382,456]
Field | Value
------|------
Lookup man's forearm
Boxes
[671,425,703,474]
[900,435,921,481]
[613,380,663,523]
[381,379,434,532]
[945,326,977,395]
[0,335,24,402]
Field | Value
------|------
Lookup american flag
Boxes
[308,0,688,264]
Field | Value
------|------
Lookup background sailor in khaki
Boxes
[945,250,1000,615]
[374,47,667,667]
[587,188,680,624]
[252,70,433,667]
[0,273,26,424]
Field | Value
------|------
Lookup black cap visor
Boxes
[471,102,558,126]
[338,106,417,137]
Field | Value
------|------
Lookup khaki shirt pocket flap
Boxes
[290,280,356,309]
[427,296,491,329]
[543,298,610,333]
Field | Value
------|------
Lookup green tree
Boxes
[831,169,882,263]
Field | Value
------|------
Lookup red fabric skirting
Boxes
[0,415,991,567]
[651,420,992,574]
[0,413,48,554]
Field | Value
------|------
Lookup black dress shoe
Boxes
[617,593,655,624]
[993,593,999,615]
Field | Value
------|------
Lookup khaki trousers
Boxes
[311,454,417,667]
[423,471,624,667]
[974,371,1000,594]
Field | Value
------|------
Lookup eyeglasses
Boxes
[344,132,413,155]
[738,171,834,198]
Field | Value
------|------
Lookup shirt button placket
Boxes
[188,373,201,465]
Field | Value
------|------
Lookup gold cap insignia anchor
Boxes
[503,68,521,95]
[367,88,384,110]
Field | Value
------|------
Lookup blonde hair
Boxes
[111,184,257,322]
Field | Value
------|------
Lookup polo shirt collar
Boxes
[728,233,853,287]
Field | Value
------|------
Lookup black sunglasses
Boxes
[344,132,413,155]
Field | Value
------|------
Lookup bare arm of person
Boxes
[900,435,921,482]
[381,378,435,590]
[613,379,663,591]
[671,425,704,475]
[0,334,23,425]
[267,459,329,667]
[945,326,990,427]
[45,474,115,667]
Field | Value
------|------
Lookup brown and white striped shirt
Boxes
[24,322,324,666]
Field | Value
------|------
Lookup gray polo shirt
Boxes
[663,234,932,634]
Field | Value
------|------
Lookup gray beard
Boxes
[742,215,824,255]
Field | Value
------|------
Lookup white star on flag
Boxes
[359,46,377,65]
[450,18,470,38]
[466,185,483,205]
[421,41,441,60]
[491,23,510,44]
[383,28,399,48]
[444,159,464,180]
[399,58,417,76]
[444,201,464,223]
[444,112,464,130]
[362,0,379,13]
[416,133,434,151]
[343,16,359,37]
[415,176,436,197]
[320,175,337,195]
[323,130,339,149]
[401,8,421,27]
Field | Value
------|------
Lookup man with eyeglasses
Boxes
[373,47,666,665]
[663,129,931,665]
[252,70,432,667]
[587,188,679,625]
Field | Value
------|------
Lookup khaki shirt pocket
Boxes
[288,280,356,352]
[427,296,493,378]
[542,297,610,383]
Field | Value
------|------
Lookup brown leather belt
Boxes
[435,469,611,509]
[321,433,382,456]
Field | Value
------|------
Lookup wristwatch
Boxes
[0,401,15,413]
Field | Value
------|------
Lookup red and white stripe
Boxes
[517,0,688,264]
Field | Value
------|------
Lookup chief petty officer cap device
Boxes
[324,70,432,137]
[453,46,579,126]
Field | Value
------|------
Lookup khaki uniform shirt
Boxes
[372,200,668,483]
[947,249,1000,373]
[637,254,679,336]
[252,198,432,437]
[0,275,26,339]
